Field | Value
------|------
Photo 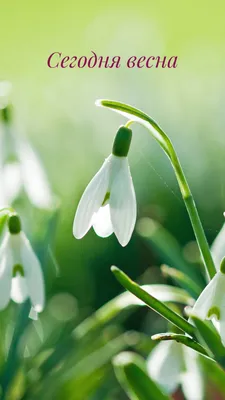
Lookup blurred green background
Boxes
[1,1,225,398]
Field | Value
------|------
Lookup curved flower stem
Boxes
[97,100,216,280]
[111,266,196,337]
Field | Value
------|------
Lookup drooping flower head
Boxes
[0,213,45,317]
[0,82,54,210]
[73,126,136,246]
[191,258,225,345]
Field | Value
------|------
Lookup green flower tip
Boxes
[112,126,132,157]
[8,213,22,234]
[207,306,220,320]
[1,105,12,124]
[13,264,24,277]
[220,257,225,274]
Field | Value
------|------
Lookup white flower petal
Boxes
[211,223,225,270]
[20,233,45,312]
[11,274,28,303]
[3,162,22,203]
[73,156,111,239]
[92,204,114,238]
[191,272,220,320]
[181,347,204,400]
[110,156,136,246]
[147,341,183,394]
[18,140,53,209]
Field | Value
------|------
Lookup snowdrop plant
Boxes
[73,125,136,246]
[0,212,45,318]
[89,100,225,399]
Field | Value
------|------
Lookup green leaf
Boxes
[151,332,210,358]
[191,315,225,361]
[201,356,225,397]
[161,264,202,298]
[111,266,196,337]
[113,352,170,400]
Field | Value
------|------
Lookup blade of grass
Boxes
[111,266,196,337]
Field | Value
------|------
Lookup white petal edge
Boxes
[20,233,45,312]
[110,156,136,246]
[92,204,114,238]
[73,156,111,239]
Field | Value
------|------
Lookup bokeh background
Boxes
[1,1,225,399]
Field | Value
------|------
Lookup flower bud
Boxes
[8,213,21,234]
[112,126,132,157]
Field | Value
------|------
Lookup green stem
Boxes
[111,266,196,337]
[97,100,216,280]
[152,332,210,358]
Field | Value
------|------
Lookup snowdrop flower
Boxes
[0,99,53,209]
[2,139,54,209]
[73,126,136,246]
[0,213,45,317]
[147,341,204,399]
[191,258,225,345]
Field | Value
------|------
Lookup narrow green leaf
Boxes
[113,352,170,400]
[191,315,225,361]
[151,332,210,358]
[111,266,196,337]
[161,264,202,298]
